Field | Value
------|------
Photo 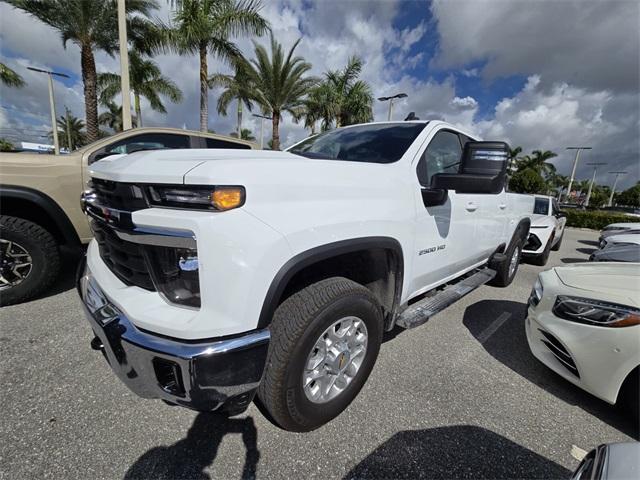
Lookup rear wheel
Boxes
[531,235,554,266]
[0,216,60,306]
[258,277,383,432]
[491,238,523,287]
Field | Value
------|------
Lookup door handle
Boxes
[465,201,478,212]
[499,203,507,210]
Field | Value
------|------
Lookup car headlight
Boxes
[552,296,640,327]
[529,277,543,307]
[144,245,200,308]
[147,185,245,211]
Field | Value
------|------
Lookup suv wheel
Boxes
[258,277,383,432]
[0,216,61,306]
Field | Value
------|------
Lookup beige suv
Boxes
[0,127,255,305]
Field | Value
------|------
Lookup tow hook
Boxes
[90,336,104,351]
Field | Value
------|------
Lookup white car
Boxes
[599,222,640,248]
[526,263,639,419]
[523,195,567,265]
[600,232,640,250]
[78,120,535,431]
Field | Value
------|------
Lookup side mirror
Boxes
[421,187,448,208]
[431,141,509,194]
[556,211,567,218]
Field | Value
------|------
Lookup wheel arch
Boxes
[257,237,404,331]
[0,185,81,247]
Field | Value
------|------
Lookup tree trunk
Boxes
[237,99,242,137]
[81,43,99,142]
[134,92,142,127]
[271,111,280,150]
[199,43,208,132]
[310,121,317,136]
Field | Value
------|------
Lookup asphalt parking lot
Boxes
[1,227,636,479]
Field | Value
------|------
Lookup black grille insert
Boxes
[538,329,580,378]
[92,221,155,291]
[91,178,148,211]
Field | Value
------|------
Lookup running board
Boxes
[395,268,496,329]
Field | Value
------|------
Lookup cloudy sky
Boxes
[1,0,638,189]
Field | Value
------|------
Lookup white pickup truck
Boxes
[77,121,533,431]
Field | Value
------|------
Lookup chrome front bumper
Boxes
[77,258,270,414]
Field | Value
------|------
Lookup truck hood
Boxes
[554,263,640,307]
[88,149,307,184]
[530,214,554,226]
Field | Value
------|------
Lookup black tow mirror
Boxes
[431,141,509,194]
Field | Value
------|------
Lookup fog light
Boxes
[145,246,201,308]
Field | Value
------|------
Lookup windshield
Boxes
[288,123,427,164]
[533,197,549,215]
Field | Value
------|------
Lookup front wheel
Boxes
[258,277,383,432]
[0,216,61,306]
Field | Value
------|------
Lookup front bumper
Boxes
[77,259,270,414]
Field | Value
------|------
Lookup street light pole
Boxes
[565,146,592,202]
[584,162,606,207]
[27,67,70,155]
[377,93,408,121]
[607,171,627,207]
[252,113,272,149]
[117,0,132,130]
[65,106,73,151]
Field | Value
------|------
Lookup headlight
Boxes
[529,277,543,307]
[147,185,245,211]
[144,245,200,308]
[552,296,640,327]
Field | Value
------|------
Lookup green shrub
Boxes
[563,209,632,230]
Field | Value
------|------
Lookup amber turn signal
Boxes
[212,187,245,211]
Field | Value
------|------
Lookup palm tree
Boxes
[209,61,255,136]
[51,109,86,150]
[7,0,158,142]
[0,138,15,151]
[517,149,557,178]
[322,56,373,127]
[292,84,333,135]
[166,0,269,132]
[239,128,255,141]
[247,35,316,150]
[0,63,25,88]
[98,50,182,127]
[507,146,522,171]
[98,101,137,132]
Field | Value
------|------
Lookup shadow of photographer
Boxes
[344,425,571,479]
[124,413,259,480]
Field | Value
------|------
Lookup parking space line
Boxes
[478,312,511,344]
[571,445,588,461]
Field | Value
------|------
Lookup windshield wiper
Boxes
[290,151,335,160]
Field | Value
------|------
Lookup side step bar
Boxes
[395,268,496,329]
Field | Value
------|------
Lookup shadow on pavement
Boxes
[578,239,599,247]
[344,425,570,479]
[561,257,589,264]
[462,300,638,439]
[32,246,85,301]
[576,247,596,255]
[124,413,259,480]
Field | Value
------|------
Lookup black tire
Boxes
[531,234,554,266]
[618,367,639,424]
[551,230,563,251]
[257,277,383,432]
[0,216,60,306]
[490,238,523,287]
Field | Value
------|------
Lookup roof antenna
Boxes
[405,112,419,121]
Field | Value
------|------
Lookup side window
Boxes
[533,197,549,215]
[105,133,190,154]
[416,130,462,187]
[551,199,560,216]
[90,133,191,163]
[205,138,251,150]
